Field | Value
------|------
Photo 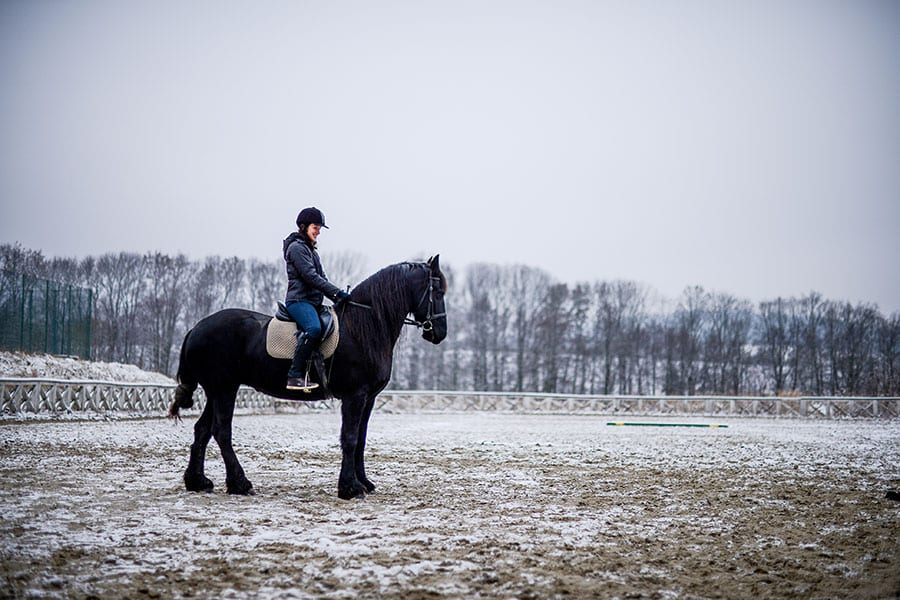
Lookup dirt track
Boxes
[1,412,898,599]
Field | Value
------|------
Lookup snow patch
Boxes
[0,350,173,384]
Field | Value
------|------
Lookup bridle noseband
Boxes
[404,266,446,332]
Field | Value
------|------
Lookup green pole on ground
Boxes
[606,422,728,428]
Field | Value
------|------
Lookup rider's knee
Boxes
[305,322,323,341]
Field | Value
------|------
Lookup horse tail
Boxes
[168,329,198,420]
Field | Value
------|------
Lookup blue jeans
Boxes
[285,301,322,342]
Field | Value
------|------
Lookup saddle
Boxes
[265,303,339,360]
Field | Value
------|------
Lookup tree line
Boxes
[1,243,368,376]
[394,263,899,396]
[2,243,898,396]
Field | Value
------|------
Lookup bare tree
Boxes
[143,253,192,375]
[218,256,247,309]
[427,261,459,390]
[189,257,221,323]
[187,255,247,323]
[661,315,681,395]
[323,251,369,292]
[92,253,146,364]
[705,292,752,394]
[246,258,283,314]
[0,243,46,277]
[758,298,791,395]
[675,286,707,396]
[613,281,647,395]
[594,282,618,395]
[533,283,570,393]
[824,301,880,395]
[468,289,491,391]
[644,314,667,395]
[791,293,826,395]
[510,266,553,392]
[875,312,900,395]
[569,283,594,394]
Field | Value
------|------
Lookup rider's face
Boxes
[306,224,321,242]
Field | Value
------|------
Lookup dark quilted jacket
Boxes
[283,232,341,306]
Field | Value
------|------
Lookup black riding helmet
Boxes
[296,207,329,229]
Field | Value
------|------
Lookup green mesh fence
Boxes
[0,271,93,359]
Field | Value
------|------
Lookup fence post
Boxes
[87,288,93,360]
[44,280,50,354]
[27,287,34,351]
[18,273,26,350]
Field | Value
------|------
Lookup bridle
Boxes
[403,265,446,333]
[328,262,444,388]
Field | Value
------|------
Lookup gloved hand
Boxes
[334,290,351,307]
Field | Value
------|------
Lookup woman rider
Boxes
[283,207,350,390]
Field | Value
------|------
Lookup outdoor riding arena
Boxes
[1,381,899,598]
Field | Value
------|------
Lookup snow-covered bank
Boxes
[0,351,174,384]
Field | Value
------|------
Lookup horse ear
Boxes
[429,254,440,271]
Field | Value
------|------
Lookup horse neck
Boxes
[363,298,407,349]
[345,265,416,352]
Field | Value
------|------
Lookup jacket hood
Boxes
[283,232,303,259]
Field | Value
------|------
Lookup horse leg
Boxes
[338,394,368,500]
[184,399,214,492]
[354,395,377,494]
[209,386,254,496]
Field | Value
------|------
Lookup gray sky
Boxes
[2,0,899,312]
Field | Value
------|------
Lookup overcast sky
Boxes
[1,1,898,312]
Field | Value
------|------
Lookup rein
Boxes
[326,297,372,389]
[328,264,443,387]
[338,270,444,331]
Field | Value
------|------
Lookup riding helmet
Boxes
[296,207,329,229]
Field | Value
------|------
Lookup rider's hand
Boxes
[335,290,351,307]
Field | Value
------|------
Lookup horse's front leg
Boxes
[354,394,377,494]
[338,394,368,500]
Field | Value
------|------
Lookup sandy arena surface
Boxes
[1,411,898,599]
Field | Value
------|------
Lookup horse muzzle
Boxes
[422,323,447,344]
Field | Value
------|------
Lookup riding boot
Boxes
[286,335,319,392]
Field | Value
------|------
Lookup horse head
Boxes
[408,255,448,344]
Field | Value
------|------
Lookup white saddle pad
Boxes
[265,307,339,359]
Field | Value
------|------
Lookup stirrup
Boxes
[286,377,319,392]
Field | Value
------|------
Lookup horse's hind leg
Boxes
[184,399,214,492]
[210,386,254,496]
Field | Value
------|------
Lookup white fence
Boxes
[0,378,271,415]
[375,391,900,419]
[1,378,898,419]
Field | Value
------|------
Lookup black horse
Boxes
[168,256,447,499]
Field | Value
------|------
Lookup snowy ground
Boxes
[1,412,898,599]
[0,351,174,384]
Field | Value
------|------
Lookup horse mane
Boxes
[340,262,419,363]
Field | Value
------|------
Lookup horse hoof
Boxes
[185,475,214,493]
[227,479,255,496]
[338,483,367,500]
